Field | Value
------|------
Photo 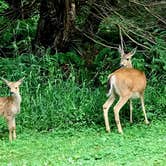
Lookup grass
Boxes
[0,120,166,166]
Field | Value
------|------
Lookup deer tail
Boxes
[106,74,113,97]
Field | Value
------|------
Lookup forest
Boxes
[0,0,166,165]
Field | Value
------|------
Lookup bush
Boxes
[0,53,106,131]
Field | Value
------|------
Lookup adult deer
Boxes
[0,78,24,141]
[103,46,149,133]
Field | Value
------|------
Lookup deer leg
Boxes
[7,118,13,141]
[140,96,149,124]
[114,96,130,134]
[12,118,16,140]
[129,99,133,123]
[9,129,12,142]
[103,95,115,132]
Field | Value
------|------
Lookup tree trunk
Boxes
[34,0,76,53]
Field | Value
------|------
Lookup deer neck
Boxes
[127,65,133,68]
[125,63,133,68]
[11,93,21,106]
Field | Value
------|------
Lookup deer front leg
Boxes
[12,118,16,140]
[7,117,13,141]
[9,129,12,141]
[103,95,115,132]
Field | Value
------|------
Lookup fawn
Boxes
[103,46,149,133]
[0,78,24,141]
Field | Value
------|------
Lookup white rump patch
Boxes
[106,75,116,97]
[111,75,121,96]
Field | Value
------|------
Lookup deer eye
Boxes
[126,58,129,60]
[15,87,18,89]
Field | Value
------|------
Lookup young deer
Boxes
[103,46,149,133]
[0,78,24,141]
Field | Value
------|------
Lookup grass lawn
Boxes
[0,120,166,166]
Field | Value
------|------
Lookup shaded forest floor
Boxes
[0,120,166,166]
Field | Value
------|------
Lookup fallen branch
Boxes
[144,7,166,25]
[120,27,150,50]
[76,27,118,50]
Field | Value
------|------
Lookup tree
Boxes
[1,0,165,56]
[34,0,76,53]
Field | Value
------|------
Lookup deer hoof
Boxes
[106,128,111,133]
[145,120,150,125]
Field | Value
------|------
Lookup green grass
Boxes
[0,120,166,166]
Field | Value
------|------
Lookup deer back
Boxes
[110,68,146,97]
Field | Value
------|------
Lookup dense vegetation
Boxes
[0,0,166,165]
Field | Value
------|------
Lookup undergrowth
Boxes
[0,53,165,132]
[0,53,105,131]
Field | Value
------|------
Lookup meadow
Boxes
[0,120,166,165]
[0,54,166,166]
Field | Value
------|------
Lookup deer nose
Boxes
[120,64,124,68]
[10,92,14,95]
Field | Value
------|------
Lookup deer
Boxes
[103,45,149,134]
[0,78,24,141]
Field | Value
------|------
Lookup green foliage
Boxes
[0,53,105,131]
[54,52,84,66]
[145,85,166,119]
[0,1,8,12]
[75,5,91,28]
[0,16,38,56]
[149,38,166,75]
[98,16,121,34]
[132,57,145,71]
[94,48,118,85]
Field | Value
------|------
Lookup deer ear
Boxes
[17,77,25,85]
[118,45,124,57]
[129,47,137,57]
[1,78,10,85]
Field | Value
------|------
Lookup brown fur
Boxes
[112,68,146,96]
[103,47,149,133]
[0,78,23,141]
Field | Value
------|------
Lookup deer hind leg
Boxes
[114,95,131,134]
[129,99,133,123]
[103,95,115,132]
[140,95,149,124]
